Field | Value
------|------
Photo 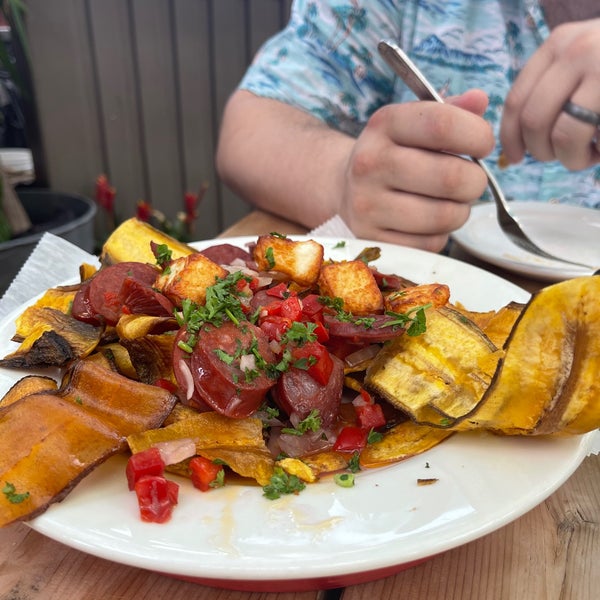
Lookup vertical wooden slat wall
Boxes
[25,0,292,240]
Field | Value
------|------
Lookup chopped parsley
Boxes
[154,243,173,268]
[263,467,306,499]
[367,429,384,444]
[347,451,361,473]
[281,409,322,436]
[265,246,276,269]
[333,240,346,249]
[176,271,252,351]
[382,304,430,337]
[2,482,30,504]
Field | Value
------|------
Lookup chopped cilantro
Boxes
[265,246,276,269]
[347,451,361,473]
[155,244,173,268]
[2,482,30,504]
[210,470,226,489]
[175,271,252,346]
[333,240,346,249]
[281,409,322,436]
[367,429,383,444]
[263,467,306,499]
[383,304,430,337]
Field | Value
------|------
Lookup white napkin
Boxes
[309,214,356,239]
[1,228,598,456]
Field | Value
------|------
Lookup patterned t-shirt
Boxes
[240,0,600,208]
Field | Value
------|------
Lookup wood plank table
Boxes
[0,210,598,600]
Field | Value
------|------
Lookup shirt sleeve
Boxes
[239,0,404,136]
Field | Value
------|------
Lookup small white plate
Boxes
[452,202,600,281]
[0,237,594,592]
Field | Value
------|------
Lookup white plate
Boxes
[0,236,593,592]
[452,202,600,282]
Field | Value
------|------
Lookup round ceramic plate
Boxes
[452,202,600,282]
[0,236,593,592]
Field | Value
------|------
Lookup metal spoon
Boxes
[377,39,596,272]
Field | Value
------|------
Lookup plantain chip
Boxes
[127,411,274,485]
[100,218,196,265]
[0,375,58,407]
[366,306,501,426]
[0,307,103,368]
[359,421,454,468]
[459,276,600,435]
[0,360,177,526]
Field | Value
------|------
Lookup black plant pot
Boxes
[0,189,96,295]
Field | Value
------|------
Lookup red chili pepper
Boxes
[126,447,165,491]
[134,475,179,523]
[333,426,369,452]
[189,456,224,492]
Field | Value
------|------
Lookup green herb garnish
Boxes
[263,467,306,499]
[2,482,30,504]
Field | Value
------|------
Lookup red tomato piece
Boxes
[134,475,178,523]
[280,295,303,321]
[333,426,369,452]
[309,319,329,343]
[292,341,334,386]
[190,456,225,492]
[260,314,293,341]
[355,403,386,430]
[300,294,324,320]
[266,282,292,299]
[126,447,165,491]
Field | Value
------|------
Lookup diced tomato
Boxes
[261,300,283,317]
[360,388,373,405]
[300,294,323,320]
[260,314,293,341]
[292,341,334,386]
[333,426,369,452]
[309,319,329,343]
[266,282,293,299]
[189,456,225,492]
[134,475,178,523]
[355,402,386,430]
[279,295,303,321]
[126,447,165,491]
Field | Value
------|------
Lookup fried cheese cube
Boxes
[154,253,227,307]
[318,260,383,315]
[384,283,450,314]
[253,234,324,287]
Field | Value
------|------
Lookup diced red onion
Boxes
[178,358,195,401]
[154,438,197,465]
[344,344,381,368]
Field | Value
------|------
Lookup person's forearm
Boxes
[216,90,352,228]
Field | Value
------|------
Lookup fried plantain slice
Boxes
[0,360,177,526]
[365,306,502,426]
[459,276,600,435]
[0,307,103,368]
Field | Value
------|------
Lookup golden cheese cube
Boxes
[319,259,383,315]
[155,253,227,307]
[253,235,324,287]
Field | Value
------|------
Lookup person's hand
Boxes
[338,89,495,252]
[500,18,600,170]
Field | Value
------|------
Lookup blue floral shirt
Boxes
[240,0,600,208]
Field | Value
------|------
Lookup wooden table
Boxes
[1,210,598,600]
